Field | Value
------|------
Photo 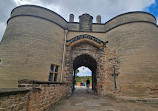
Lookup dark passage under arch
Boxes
[73,54,97,91]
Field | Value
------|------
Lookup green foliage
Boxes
[75,69,79,76]
[75,76,92,83]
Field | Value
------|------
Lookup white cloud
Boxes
[77,66,92,77]
[0,0,17,41]
[0,0,156,41]
[13,0,33,5]
[0,23,6,41]
[13,0,61,14]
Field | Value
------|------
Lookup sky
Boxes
[0,0,158,42]
[76,66,92,77]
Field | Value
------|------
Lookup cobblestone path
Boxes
[50,86,158,111]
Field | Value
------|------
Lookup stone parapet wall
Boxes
[0,88,30,111]
[9,5,157,33]
[0,80,67,111]
[67,12,156,32]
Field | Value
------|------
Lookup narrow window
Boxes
[48,64,59,82]
[54,73,57,82]
[49,73,53,81]
[50,64,54,72]
[54,66,58,82]
[55,66,58,72]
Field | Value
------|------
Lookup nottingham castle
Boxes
[0,5,158,98]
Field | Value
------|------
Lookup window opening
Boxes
[48,64,59,82]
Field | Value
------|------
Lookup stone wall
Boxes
[0,80,67,111]
[106,22,158,97]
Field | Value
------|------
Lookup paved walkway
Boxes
[50,86,158,111]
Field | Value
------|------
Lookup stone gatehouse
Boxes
[0,5,158,99]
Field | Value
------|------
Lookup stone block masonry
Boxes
[0,80,67,111]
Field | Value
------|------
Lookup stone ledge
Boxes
[0,88,30,97]
[18,79,67,84]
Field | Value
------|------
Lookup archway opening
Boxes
[74,66,92,88]
[73,54,97,91]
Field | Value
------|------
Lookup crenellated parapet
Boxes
[8,5,157,33]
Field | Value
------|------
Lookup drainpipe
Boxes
[61,30,68,82]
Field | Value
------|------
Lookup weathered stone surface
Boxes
[79,14,93,31]
[64,38,118,96]
[0,82,66,111]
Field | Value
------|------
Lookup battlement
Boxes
[8,5,157,33]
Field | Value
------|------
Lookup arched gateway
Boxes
[64,34,118,95]
[73,54,97,91]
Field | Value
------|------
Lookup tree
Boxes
[75,69,79,76]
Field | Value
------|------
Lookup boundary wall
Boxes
[0,80,67,111]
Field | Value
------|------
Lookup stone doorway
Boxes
[64,34,118,96]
